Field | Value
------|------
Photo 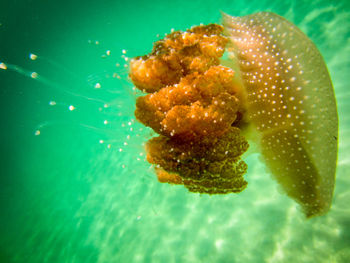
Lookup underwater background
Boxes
[0,0,350,262]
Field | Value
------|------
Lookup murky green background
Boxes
[1,0,349,262]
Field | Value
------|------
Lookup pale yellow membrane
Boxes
[222,12,338,217]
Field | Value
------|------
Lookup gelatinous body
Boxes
[223,12,338,217]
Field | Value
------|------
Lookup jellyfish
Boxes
[129,12,338,218]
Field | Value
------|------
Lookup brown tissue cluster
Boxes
[129,24,249,194]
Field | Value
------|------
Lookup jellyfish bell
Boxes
[222,12,338,217]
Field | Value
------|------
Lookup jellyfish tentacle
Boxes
[130,24,250,194]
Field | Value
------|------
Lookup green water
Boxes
[1,0,350,262]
